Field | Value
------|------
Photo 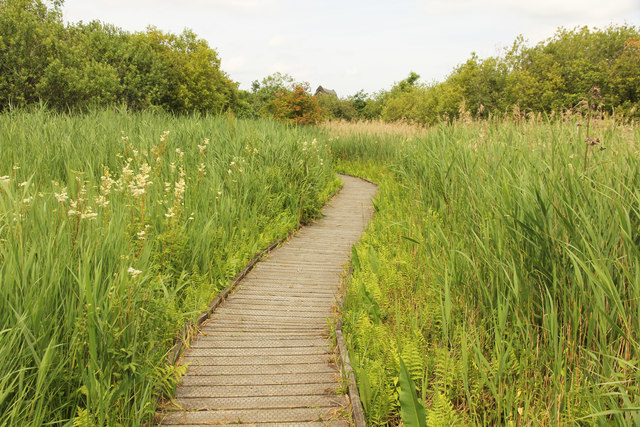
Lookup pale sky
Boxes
[62,0,640,97]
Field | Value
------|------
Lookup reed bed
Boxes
[321,119,429,139]
[0,108,338,425]
[330,118,640,424]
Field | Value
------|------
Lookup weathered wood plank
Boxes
[172,394,346,410]
[178,372,337,387]
[181,354,333,366]
[161,407,347,424]
[190,338,328,347]
[185,363,336,376]
[175,383,340,398]
[160,175,376,425]
[186,346,330,357]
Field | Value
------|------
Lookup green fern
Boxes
[427,392,458,427]
[72,407,95,427]
[401,339,424,385]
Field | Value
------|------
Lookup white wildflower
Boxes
[100,167,116,197]
[174,177,186,202]
[121,161,134,184]
[165,207,175,218]
[80,206,97,220]
[81,212,98,221]
[55,188,69,203]
[128,163,153,198]
[0,176,9,184]
[95,195,109,208]
[127,267,142,278]
[160,130,170,143]
[19,181,28,187]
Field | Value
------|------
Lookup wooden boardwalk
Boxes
[160,175,377,426]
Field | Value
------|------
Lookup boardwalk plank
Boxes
[160,175,376,424]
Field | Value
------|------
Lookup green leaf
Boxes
[398,358,427,427]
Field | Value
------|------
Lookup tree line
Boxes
[1,0,237,113]
[320,25,640,123]
[2,1,639,123]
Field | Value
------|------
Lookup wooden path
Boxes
[160,175,377,426]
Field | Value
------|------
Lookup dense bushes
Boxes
[268,82,325,125]
[0,0,238,113]
[321,26,640,124]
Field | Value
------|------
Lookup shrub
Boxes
[268,82,325,125]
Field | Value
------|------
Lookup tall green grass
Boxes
[331,118,640,424]
[0,108,338,425]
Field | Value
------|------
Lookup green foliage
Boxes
[334,117,640,424]
[0,108,336,424]
[398,358,427,427]
[242,72,295,118]
[362,25,640,124]
[0,2,237,113]
[0,0,63,107]
[268,82,325,126]
[317,94,358,121]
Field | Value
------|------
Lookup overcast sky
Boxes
[62,0,640,97]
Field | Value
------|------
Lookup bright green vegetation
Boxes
[319,26,640,123]
[365,25,640,124]
[0,109,338,425]
[3,109,640,426]
[331,118,640,424]
[1,0,237,113]
[2,2,639,124]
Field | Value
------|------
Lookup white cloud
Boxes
[269,35,286,47]
[268,62,289,74]
[346,66,359,76]
[204,0,278,15]
[224,56,246,72]
[502,0,637,20]
[418,0,638,20]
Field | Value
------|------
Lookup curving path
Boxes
[160,175,377,426]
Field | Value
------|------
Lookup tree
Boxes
[0,0,63,108]
[268,82,325,125]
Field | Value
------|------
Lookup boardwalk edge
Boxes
[165,175,347,366]
[334,173,378,427]
[336,317,367,427]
